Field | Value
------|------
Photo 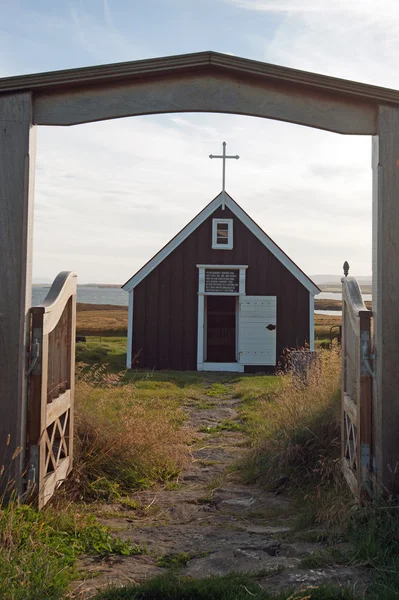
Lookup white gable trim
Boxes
[126,290,134,369]
[123,193,224,292]
[223,196,320,296]
[123,192,319,295]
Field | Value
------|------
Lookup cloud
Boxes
[13,0,385,282]
[33,108,371,283]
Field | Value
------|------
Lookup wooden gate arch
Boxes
[1,51,399,495]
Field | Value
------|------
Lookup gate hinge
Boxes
[21,445,38,500]
[26,339,40,377]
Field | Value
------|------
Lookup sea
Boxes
[31,287,372,315]
[32,285,128,307]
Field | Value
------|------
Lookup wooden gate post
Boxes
[0,93,36,496]
[373,105,399,494]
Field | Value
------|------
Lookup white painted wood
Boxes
[197,267,205,370]
[212,218,233,249]
[202,362,244,372]
[196,265,247,370]
[40,456,70,508]
[197,264,248,270]
[38,272,77,335]
[372,105,399,491]
[342,277,370,333]
[309,294,315,351]
[123,192,319,295]
[197,289,205,369]
[46,390,71,426]
[197,262,247,297]
[238,296,277,365]
[32,71,376,134]
[0,93,35,495]
[123,196,225,291]
[126,290,133,369]
[239,269,246,296]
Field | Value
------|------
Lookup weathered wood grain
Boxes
[33,73,376,134]
[372,106,399,493]
[0,93,35,495]
[341,276,372,499]
[29,272,76,507]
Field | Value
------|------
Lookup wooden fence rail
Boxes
[341,275,372,499]
[27,271,77,508]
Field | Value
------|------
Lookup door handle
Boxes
[266,324,276,331]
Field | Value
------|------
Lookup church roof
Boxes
[122,192,320,295]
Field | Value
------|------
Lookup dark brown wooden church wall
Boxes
[132,206,310,371]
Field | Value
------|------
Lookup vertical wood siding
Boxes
[132,206,310,371]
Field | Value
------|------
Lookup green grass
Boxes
[0,503,139,600]
[68,374,192,499]
[156,552,192,569]
[93,572,357,599]
[199,420,243,433]
[205,383,229,396]
[76,337,127,371]
[347,503,399,599]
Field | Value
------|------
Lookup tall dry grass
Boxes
[243,347,343,497]
[66,367,192,500]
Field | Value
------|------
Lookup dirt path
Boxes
[73,386,367,598]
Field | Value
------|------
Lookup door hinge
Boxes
[26,339,40,377]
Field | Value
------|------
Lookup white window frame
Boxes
[212,218,233,250]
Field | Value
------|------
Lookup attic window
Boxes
[212,219,233,250]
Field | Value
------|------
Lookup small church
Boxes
[123,144,319,372]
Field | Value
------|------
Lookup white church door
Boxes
[238,296,277,365]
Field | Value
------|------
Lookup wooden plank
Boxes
[342,460,360,499]
[373,106,399,493]
[67,287,76,466]
[0,50,389,122]
[32,71,376,134]
[0,93,35,496]
[39,456,71,509]
[343,393,358,425]
[40,272,78,334]
[46,391,71,427]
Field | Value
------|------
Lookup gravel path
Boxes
[72,387,368,598]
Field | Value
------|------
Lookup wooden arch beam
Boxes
[33,71,376,134]
[1,51,396,133]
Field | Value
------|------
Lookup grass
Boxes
[93,572,357,599]
[0,361,203,599]
[199,420,243,433]
[0,502,138,600]
[65,367,193,500]
[240,346,343,495]
[232,346,399,599]
[76,303,128,336]
[8,325,399,600]
[205,383,229,397]
[156,551,192,568]
[76,336,127,371]
[314,314,341,344]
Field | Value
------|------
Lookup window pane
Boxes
[217,223,229,244]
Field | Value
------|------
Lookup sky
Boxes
[3,1,399,283]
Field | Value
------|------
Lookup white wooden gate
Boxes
[341,275,372,499]
[27,272,77,508]
[239,296,277,365]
